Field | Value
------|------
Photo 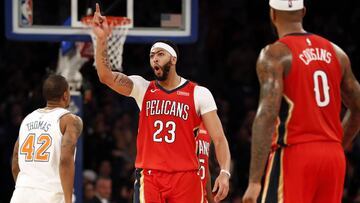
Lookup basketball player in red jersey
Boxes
[243,0,360,203]
[92,3,231,203]
[196,123,216,203]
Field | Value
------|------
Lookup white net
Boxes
[83,17,130,72]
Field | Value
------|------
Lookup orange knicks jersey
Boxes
[196,123,211,195]
[135,80,201,172]
[273,33,343,147]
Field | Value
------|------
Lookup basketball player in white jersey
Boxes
[10,75,83,203]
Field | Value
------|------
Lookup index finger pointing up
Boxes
[95,3,101,14]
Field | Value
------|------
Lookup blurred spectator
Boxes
[84,182,96,203]
[83,169,97,184]
[98,160,112,178]
[87,177,112,203]
[112,178,133,203]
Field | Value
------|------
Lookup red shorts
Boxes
[261,141,345,203]
[134,169,204,203]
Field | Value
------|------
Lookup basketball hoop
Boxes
[81,15,131,72]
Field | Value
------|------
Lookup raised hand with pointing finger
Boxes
[92,3,111,41]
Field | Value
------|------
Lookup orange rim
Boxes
[81,16,131,27]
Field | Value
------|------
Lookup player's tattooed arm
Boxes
[61,116,83,149]
[11,139,20,182]
[95,38,134,96]
[60,115,83,203]
[92,4,134,97]
[332,43,360,149]
[112,72,134,93]
[249,42,290,183]
[100,42,111,69]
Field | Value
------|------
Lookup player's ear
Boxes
[171,56,177,65]
[270,8,276,22]
[63,89,70,102]
[302,7,306,18]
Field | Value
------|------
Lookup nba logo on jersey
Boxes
[20,0,33,26]
[288,0,293,8]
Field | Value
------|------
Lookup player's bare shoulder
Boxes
[331,42,360,110]
[60,113,83,137]
[258,42,292,75]
[331,42,350,76]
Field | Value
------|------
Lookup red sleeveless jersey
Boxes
[196,123,211,191]
[135,80,201,172]
[272,33,343,147]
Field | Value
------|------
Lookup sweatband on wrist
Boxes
[220,169,231,178]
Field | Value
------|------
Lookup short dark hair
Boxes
[42,75,69,102]
[153,40,179,58]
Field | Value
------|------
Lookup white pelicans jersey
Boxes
[16,107,70,193]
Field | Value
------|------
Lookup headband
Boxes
[150,42,177,58]
[269,0,303,11]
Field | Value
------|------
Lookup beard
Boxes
[154,60,171,81]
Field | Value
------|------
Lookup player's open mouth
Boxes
[154,66,160,71]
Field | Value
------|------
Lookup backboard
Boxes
[5,0,198,43]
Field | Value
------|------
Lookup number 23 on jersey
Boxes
[20,133,52,162]
[153,120,176,143]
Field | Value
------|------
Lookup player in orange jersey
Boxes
[10,75,83,203]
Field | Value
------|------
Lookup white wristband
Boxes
[220,169,231,178]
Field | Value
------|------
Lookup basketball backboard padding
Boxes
[5,0,198,43]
